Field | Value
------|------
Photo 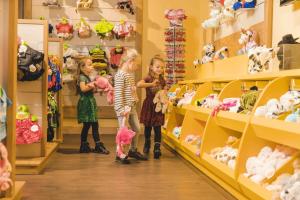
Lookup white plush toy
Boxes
[248,46,274,74]
[202,9,222,29]
[202,94,220,109]
[177,91,196,107]
[280,178,300,200]
[223,0,237,20]
[194,43,215,67]
[214,46,229,61]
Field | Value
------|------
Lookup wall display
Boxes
[75,18,92,39]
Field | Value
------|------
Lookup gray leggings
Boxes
[117,107,140,151]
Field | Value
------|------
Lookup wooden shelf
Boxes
[185,105,211,121]
[181,143,200,161]
[16,142,59,175]
[3,181,25,200]
[214,112,250,132]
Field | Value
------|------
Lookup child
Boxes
[77,58,109,154]
[137,55,166,159]
[114,49,147,164]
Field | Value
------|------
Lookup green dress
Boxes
[77,74,98,123]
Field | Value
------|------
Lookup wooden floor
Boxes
[17,135,236,200]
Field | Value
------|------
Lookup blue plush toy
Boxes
[233,0,256,11]
[285,109,300,123]
[244,0,256,8]
[233,0,243,10]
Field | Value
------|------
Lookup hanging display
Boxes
[17,41,45,81]
[164,9,186,88]
[56,17,74,40]
[94,19,114,39]
[113,20,135,40]
[116,0,135,15]
[75,18,92,39]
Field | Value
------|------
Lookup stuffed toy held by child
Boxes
[56,17,74,40]
[117,0,135,15]
[153,90,169,114]
[116,107,136,159]
[88,76,114,105]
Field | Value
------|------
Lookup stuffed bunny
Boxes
[153,90,169,114]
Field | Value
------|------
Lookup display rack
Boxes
[163,55,300,200]
[48,38,64,143]
[0,0,25,199]
[16,19,59,175]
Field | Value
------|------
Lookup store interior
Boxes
[1,0,300,199]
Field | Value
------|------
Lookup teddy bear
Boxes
[56,17,74,40]
[194,44,216,67]
[116,107,136,159]
[214,46,229,61]
[177,90,196,107]
[76,0,93,10]
[89,76,114,105]
[117,0,135,15]
[202,8,222,29]
[0,143,12,192]
[153,90,169,114]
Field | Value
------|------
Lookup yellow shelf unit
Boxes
[48,38,64,143]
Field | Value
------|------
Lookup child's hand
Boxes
[151,80,159,87]
[87,82,95,89]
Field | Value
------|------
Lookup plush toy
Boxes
[56,17,74,40]
[110,46,125,69]
[239,90,260,114]
[0,143,12,192]
[75,18,91,38]
[214,46,229,60]
[202,8,222,29]
[153,90,169,114]
[117,0,135,15]
[285,109,300,123]
[248,46,274,74]
[212,98,240,116]
[76,0,93,11]
[238,28,258,55]
[177,90,196,107]
[94,19,114,39]
[172,127,182,139]
[233,0,256,10]
[194,43,215,67]
[165,9,187,27]
[223,0,237,20]
[201,94,220,109]
[42,0,60,7]
[89,76,114,105]
[116,107,136,159]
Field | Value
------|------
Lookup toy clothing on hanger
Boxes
[17,41,45,81]
[89,45,109,70]
[0,88,12,141]
[56,17,74,40]
[76,18,92,38]
[113,20,135,39]
[94,19,114,39]
[48,55,62,92]
[47,92,59,142]
[110,46,125,69]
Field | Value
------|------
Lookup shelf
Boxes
[184,105,211,121]
[173,106,187,115]
[202,153,240,190]
[3,181,25,200]
[16,142,59,175]
[167,131,182,147]
[252,116,300,149]
[181,143,200,161]
[214,111,250,132]
[238,175,273,200]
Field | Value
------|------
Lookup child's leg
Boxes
[128,107,140,151]
[153,126,162,159]
[80,122,92,153]
[143,126,152,153]
[91,121,109,154]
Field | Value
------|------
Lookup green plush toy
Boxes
[94,19,114,38]
[239,90,260,114]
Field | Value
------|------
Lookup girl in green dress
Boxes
[77,58,109,154]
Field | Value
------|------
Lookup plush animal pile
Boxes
[195,94,220,109]
[254,91,300,119]
[209,136,239,169]
[153,90,169,114]
[265,158,300,200]
[244,145,296,184]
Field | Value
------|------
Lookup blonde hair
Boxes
[119,48,139,67]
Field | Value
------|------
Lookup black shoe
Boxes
[115,156,130,164]
[128,150,148,161]
[143,139,151,154]
[79,142,92,153]
[94,142,110,154]
[154,143,162,159]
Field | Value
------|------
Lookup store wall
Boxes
[142,0,210,81]
[272,0,300,46]
[0,0,9,87]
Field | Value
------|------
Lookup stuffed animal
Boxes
[153,90,169,114]
[238,28,258,55]
[89,76,114,105]
[165,9,187,27]
[56,17,74,40]
[76,0,93,11]
[116,107,136,159]
[172,127,182,139]
[201,94,220,109]
[177,90,196,107]
[94,19,114,39]
[248,46,274,74]
[285,109,300,123]
[42,0,60,7]
[194,44,215,67]
[202,8,222,29]
[233,0,256,10]
[223,0,237,20]
[214,46,229,60]
[76,18,91,38]
[117,0,135,15]
[239,90,260,114]
[0,143,12,192]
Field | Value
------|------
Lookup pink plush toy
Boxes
[90,76,114,105]
[0,143,12,192]
[116,116,136,159]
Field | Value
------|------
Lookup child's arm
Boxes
[114,74,126,116]
[80,81,95,93]
[137,79,159,88]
